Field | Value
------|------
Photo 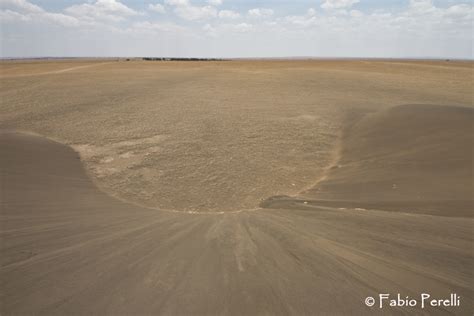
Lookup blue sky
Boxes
[1,0,472,58]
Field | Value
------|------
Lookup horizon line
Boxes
[1,56,472,62]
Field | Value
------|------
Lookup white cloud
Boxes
[201,21,253,38]
[0,0,81,26]
[42,12,81,27]
[202,23,217,36]
[65,0,139,23]
[0,9,31,22]
[409,0,434,11]
[350,9,362,17]
[445,4,472,17]
[321,0,359,10]
[284,13,316,27]
[131,20,186,32]
[164,0,217,20]
[164,0,188,5]
[175,5,217,20]
[1,0,472,59]
[233,22,252,32]
[218,9,239,19]
[282,0,471,40]
[207,0,222,6]
[248,8,274,18]
[149,3,166,14]
[0,0,43,13]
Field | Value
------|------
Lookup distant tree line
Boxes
[142,57,226,61]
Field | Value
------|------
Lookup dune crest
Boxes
[263,104,473,217]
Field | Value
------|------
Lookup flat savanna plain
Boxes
[1,59,473,315]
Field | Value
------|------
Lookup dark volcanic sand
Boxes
[1,103,473,315]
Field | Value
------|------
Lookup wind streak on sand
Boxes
[1,104,473,315]
[0,61,114,78]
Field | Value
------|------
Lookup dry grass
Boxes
[1,59,472,212]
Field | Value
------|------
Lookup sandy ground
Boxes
[2,130,473,315]
[1,59,471,212]
[1,60,473,315]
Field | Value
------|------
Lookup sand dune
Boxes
[1,102,473,314]
[265,104,473,217]
[1,60,473,315]
[309,104,473,200]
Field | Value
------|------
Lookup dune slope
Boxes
[265,104,473,217]
[1,103,473,314]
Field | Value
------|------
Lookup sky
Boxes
[0,0,472,58]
